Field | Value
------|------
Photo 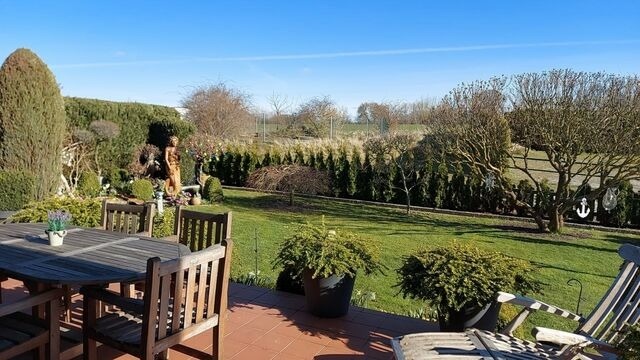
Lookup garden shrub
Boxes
[397,242,542,326]
[65,97,193,170]
[105,168,130,192]
[0,48,66,200]
[76,171,101,198]
[151,207,175,238]
[0,170,35,210]
[130,179,154,201]
[203,177,223,202]
[9,197,102,227]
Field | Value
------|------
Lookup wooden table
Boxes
[0,223,190,286]
[0,222,191,359]
[392,329,552,360]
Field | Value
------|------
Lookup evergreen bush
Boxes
[151,207,175,238]
[203,177,224,202]
[130,179,154,201]
[0,170,35,210]
[0,48,66,200]
[9,197,102,227]
[76,171,101,198]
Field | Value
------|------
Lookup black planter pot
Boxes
[438,302,502,332]
[302,269,355,318]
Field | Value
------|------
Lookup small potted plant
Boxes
[274,218,384,318]
[397,242,542,331]
[46,210,72,246]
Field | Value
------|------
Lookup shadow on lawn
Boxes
[226,191,640,253]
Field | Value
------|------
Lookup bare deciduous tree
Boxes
[428,71,640,233]
[245,165,330,205]
[181,82,253,138]
[357,102,406,134]
[293,97,347,138]
[508,70,640,232]
[365,134,423,214]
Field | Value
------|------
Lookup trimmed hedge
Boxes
[0,170,35,210]
[10,197,102,227]
[64,97,195,170]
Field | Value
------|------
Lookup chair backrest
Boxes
[140,240,232,353]
[174,206,232,252]
[101,199,156,236]
[578,243,640,343]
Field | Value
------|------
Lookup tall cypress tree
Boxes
[356,152,375,201]
[0,48,66,200]
[429,162,448,208]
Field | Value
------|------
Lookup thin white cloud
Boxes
[51,39,639,69]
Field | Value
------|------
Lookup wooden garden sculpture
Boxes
[164,136,182,196]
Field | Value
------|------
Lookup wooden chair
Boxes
[98,200,156,298]
[173,207,232,252]
[81,240,233,360]
[0,288,63,360]
[101,199,156,236]
[393,243,640,359]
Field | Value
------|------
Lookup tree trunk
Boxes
[548,205,564,233]
[405,191,411,215]
[289,190,294,206]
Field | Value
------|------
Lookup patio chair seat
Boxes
[0,288,62,360]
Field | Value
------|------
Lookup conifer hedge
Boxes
[65,97,195,170]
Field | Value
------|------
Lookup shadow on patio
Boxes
[2,279,437,359]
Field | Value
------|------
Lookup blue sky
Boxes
[1,1,639,116]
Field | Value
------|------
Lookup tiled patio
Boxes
[2,279,436,359]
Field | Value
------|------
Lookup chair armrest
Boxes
[0,288,64,317]
[497,292,585,336]
[533,327,616,354]
[80,286,144,314]
[497,292,584,322]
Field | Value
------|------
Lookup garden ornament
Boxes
[164,136,182,196]
[576,197,591,218]
[484,172,495,190]
[601,187,619,212]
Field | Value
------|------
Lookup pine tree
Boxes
[0,48,66,200]
[336,147,356,198]
[446,165,466,210]
[429,162,448,208]
[240,150,258,185]
[231,153,243,186]
[356,152,375,201]
[262,152,272,167]
[326,149,337,195]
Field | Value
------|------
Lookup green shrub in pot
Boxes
[397,241,542,331]
[273,218,384,317]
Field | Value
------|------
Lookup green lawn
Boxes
[197,188,640,334]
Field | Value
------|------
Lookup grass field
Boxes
[196,188,640,334]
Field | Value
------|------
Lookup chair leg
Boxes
[83,296,98,360]
[48,296,61,360]
[213,326,222,360]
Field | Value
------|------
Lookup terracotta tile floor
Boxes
[2,279,437,359]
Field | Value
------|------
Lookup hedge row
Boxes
[209,144,640,229]
[65,97,195,170]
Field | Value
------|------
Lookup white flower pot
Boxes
[46,230,66,246]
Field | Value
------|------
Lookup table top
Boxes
[0,223,190,286]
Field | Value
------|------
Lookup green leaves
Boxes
[274,219,384,279]
[397,242,542,313]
